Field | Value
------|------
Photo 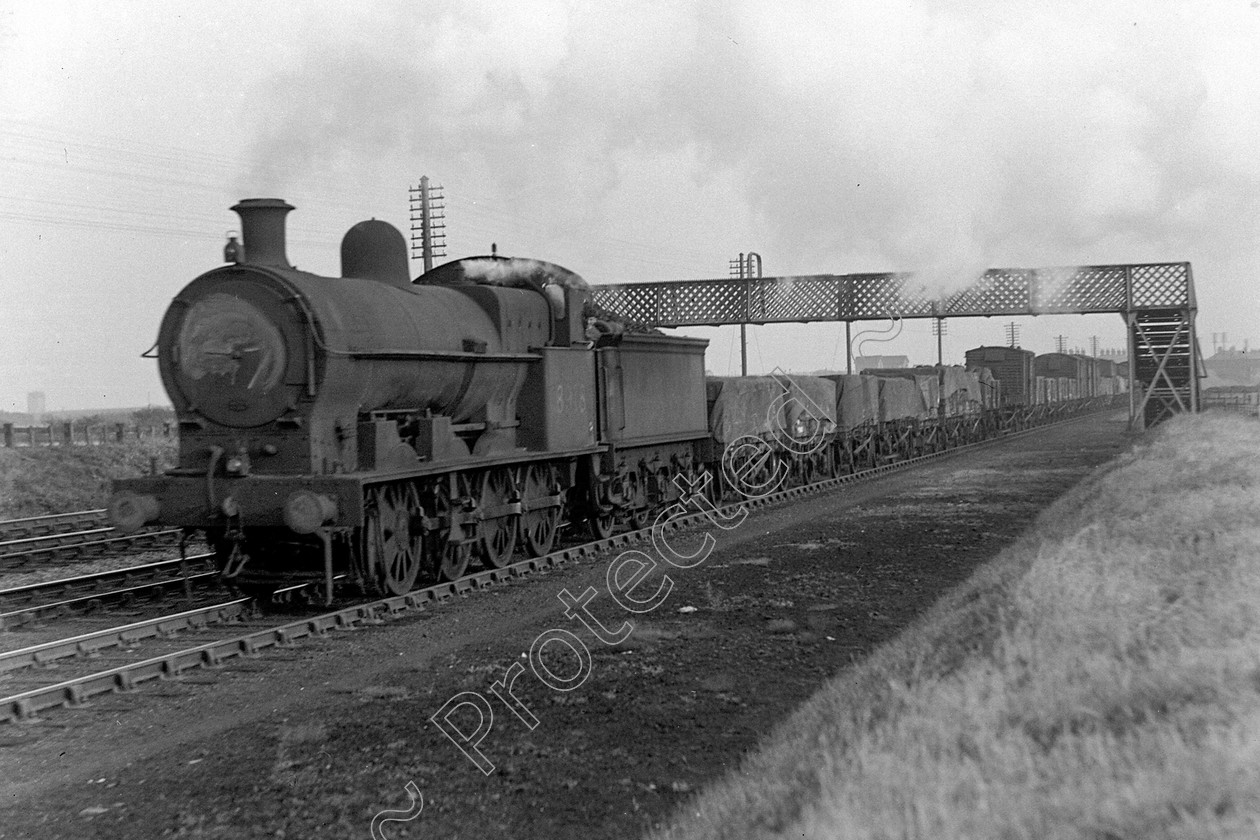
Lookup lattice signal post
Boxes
[589,262,1200,429]
[408,176,447,272]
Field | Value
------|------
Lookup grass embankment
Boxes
[654,413,1260,840]
[0,440,176,519]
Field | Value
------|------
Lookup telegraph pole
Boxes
[729,252,763,376]
[729,254,746,376]
[932,317,946,366]
[845,322,852,374]
[408,176,447,271]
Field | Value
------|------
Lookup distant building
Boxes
[1204,348,1260,386]
[854,355,910,371]
[1098,348,1127,366]
[27,391,46,423]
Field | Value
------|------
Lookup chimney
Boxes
[231,198,294,268]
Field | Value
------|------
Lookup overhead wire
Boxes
[1,115,735,278]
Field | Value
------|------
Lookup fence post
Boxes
[3,423,12,448]
[46,424,54,446]
[27,426,36,446]
[115,422,125,443]
[63,421,73,446]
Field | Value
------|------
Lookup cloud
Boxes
[237,0,1260,321]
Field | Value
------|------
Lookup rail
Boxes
[0,509,107,540]
[0,554,216,630]
[0,526,183,568]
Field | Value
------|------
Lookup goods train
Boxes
[109,199,1122,601]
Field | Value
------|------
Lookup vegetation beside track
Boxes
[654,412,1260,840]
[0,439,176,519]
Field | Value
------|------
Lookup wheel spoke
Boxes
[518,463,562,557]
[422,480,468,582]
[361,484,421,596]
[478,468,518,568]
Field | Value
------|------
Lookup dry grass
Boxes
[651,413,1260,840]
[0,439,176,519]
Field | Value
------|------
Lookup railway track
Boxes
[0,554,218,630]
[0,509,107,540]
[0,510,181,568]
[0,409,1124,725]
[0,584,332,719]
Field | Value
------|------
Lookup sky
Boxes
[1,0,1257,412]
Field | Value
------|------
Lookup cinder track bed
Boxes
[0,412,1133,839]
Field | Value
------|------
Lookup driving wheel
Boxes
[518,463,562,557]
[478,467,519,569]
[363,483,422,595]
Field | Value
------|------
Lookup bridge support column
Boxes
[1127,307,1200,429]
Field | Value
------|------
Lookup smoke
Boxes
[237,0,1260,332]
[458,257,589,290]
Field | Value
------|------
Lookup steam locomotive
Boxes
[109,199,1122,602]
[109,199,712,599]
